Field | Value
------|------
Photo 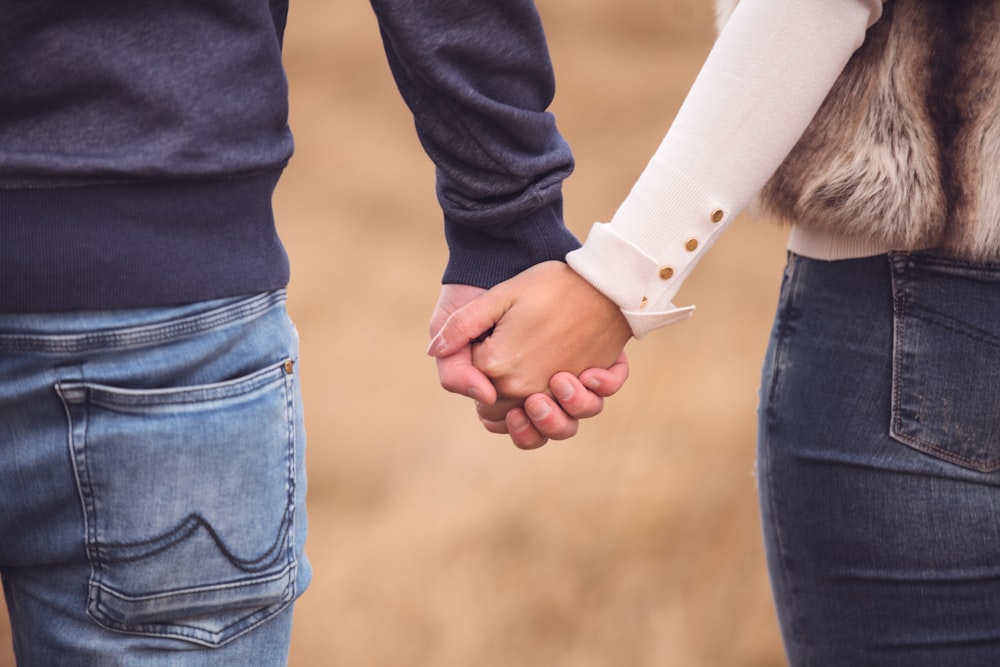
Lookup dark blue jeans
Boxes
[758,252,1000,666]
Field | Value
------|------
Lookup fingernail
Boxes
[553,379,574,402]
[426,333,446,356]
[508,411,531,433]
[467,386,482,402]
[526,398,550,421]
[583,377,601,391]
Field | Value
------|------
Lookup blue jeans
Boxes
[758,252,1000,666]
[0,290,309,666]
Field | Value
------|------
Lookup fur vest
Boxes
[715,0,1000,261]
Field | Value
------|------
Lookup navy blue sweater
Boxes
[0,0,578,312]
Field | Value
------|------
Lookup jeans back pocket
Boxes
[56,358,300,647]
[890,253,1000,472]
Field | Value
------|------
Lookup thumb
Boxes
[426,289,509,357]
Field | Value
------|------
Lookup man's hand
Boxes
[428,284,496,404]
[428,263,633,448]
[428,281,629,448]
[430,261,631,403]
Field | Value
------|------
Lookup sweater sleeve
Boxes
[370,0,580,289]
[566,0,883,338]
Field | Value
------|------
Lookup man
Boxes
[0,0,623,663]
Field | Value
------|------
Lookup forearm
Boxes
[568,0,884,337]
[370,0,579,287]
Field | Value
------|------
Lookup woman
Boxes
[431,0,1000,663]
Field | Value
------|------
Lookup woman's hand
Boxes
[428,261,632,446]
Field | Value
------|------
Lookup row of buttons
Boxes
[659,207,724,280]
[639,207,725,310]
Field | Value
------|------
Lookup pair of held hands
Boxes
[427,261,633,449]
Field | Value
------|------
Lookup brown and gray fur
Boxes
[715,0,1000,261]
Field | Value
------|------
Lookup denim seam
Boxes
[890,254,907,456]
[0,289,287,354]
[90,563,296,600]
[283,364,298,601]
[903,306,1000,348]
[893,434,1000,471]
[62,360,292,408]
[908,251,1000,271]
[761,252,810,664]
[54,366,107,590]
[93,597,292,648]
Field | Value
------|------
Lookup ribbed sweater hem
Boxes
[0,169,290,313]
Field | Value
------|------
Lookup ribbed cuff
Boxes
[442,198,581,288]
[567,224,695,338]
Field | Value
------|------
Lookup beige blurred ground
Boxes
[0,1,792,665]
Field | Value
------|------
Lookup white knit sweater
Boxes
[566,0,885,338]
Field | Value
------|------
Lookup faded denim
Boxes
[758,252,1000,666]
[0,290,309,666]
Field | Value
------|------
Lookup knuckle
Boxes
[569,397,604,420]
[494,375,544,401]
[471,348,509,380]
[449,309,488,341]
[477,400,514,423]
[438,376,466,395]
[513,434,548,450]
[437,369,471,396]
[546,422,579,440]
[494,378,529,400]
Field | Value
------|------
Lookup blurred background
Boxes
[0,0,792,664]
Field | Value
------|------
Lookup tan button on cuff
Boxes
[566,178,730,338]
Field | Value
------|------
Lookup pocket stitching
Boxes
[57,360,299,647]
[889,259,1000,472]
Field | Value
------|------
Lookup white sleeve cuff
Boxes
[567,223,696,339]
[566,163,730,338]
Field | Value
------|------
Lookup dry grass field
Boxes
[0,0,791,664]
